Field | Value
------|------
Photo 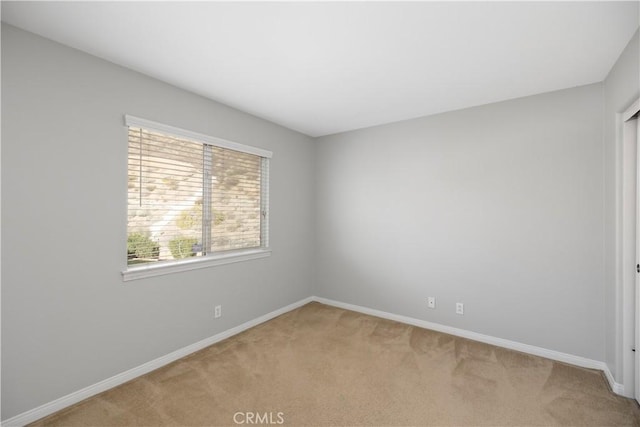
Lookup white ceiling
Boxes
[2,1,639,137]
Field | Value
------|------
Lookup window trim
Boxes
[122,248,272,282]
[122,115,273,281]
[124,115,273,158]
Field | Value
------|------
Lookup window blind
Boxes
[126,117,270,267]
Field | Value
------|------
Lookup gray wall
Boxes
[1,24,315,420]
[603,29,640,383]
[315,83,605,361]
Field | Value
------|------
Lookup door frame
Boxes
[619,97,639,398]
[636,113,640,404]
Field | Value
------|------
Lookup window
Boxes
[123,116,271,281]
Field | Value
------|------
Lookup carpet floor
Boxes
[31,302,640,426]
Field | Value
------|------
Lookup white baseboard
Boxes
[603,364,625,395]
[1,297,314,427]
[312,296,624,396]
[2,294,627,426]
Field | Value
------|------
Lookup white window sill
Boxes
[122,248,271,282]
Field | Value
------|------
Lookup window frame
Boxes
[122,115,272,282]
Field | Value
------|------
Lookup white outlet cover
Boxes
[427,297,436,308]
[456,303,464,315]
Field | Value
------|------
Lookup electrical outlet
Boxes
[427,297,436,309]
[214,305,222,319]
[456,302,464,315]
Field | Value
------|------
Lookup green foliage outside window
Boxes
[127,233,160,260]
[169,237,199,259]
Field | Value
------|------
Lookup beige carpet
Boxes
[31,302,640,426]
